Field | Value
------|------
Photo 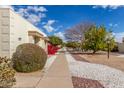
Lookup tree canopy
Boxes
[66,41,81,49]
[48,36,63,46]
[82,25,115,53]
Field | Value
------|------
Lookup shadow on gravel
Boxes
[71,54,89,62]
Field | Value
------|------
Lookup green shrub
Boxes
[12,43,47,73]
[111,44,118,52]
[0,57,16,88]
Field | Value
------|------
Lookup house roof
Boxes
[28,31,49,41]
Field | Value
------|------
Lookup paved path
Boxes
[36,53,73,88]
[13,70,44,88]
[13,55,57,88]
[13,52,73,88]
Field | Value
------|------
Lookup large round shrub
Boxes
[12,43,47,72]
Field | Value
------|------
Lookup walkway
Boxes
[36,53,73,88]
[13,53,73,88]
[13,55,57,88]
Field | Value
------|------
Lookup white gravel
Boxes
[117,55,124,58]
[65,53,124,88]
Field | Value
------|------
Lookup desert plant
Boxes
[12,43,47,72]
[0,57,16,88]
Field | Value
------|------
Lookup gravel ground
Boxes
[66,53,124,88]
[117,55,124,58]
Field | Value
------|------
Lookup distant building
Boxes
[118,37,124,53]
[123,37,124,43]
[0,8,48,58]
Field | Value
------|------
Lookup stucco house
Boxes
[0,8,48,58]
[118,37,124,53]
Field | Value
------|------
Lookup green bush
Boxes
[12,43,47,73]
[111,44,118,52]
[0,57,16,88]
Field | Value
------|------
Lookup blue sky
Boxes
[11,5,124,42]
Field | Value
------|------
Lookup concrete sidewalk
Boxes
[36,53,73,88]
[13,70,45,88]
[13,55,57,88]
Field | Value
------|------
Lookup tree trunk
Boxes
[93,50,96,54]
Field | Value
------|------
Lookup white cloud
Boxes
[109,23,113,27]
[54,32,65,41]
[43,20,63,33]
[109,5,122,9]
[43,20,56,32]
[27,6,47,12]
[92,5,123,10]
[14,6,47,25]
[27,14,45,25]
[55,25,63,31]
[48,20,56,25]
[42,22,46,25]
[113,32,124,43]
[109,23,118,28]
[16,8,29,17]
[93,5,108,9]
[43,25,54,32]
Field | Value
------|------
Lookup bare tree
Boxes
[64,22,94,42]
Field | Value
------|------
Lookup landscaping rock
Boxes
[66,53,124,88]
[72,76,104,88]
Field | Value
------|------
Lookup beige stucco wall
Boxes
[29,35,35,44]
[0,8,47,58]
[0,9,10,57]
[9,9,29,57]
[118,43,124,53]
[38,38,48,52]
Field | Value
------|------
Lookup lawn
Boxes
[80,52,124,72]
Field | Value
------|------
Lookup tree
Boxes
[48,36,63,46]
[82,25,115,54]
[64,22,94,42]
[66,41,81,50]
[105,30,116,51]
[61,42,66,47]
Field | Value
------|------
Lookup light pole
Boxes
[107,39,110,59]
[106,30,113,59]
